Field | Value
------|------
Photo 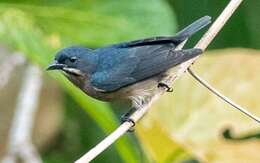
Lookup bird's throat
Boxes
[62,67,84,76]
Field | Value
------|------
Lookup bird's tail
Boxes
[175,16,212,41]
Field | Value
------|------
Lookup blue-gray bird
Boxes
[47,16,211,123]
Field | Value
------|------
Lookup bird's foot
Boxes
[120,116,135,132]
[158,82,173,92]
[120,108,137,132]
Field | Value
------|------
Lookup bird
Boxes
[47,16,211,124]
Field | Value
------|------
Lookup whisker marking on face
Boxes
[63,67,83,76]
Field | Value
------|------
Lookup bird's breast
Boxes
[65,73,165,103]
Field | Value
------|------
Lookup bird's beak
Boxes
[46,60,83,76]
[46,61,66,71]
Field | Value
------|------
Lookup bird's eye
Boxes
[69,57,77,63]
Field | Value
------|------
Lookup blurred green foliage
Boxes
[0,0,176,47]
[170,0,260,49]
[42,94,123,163]
[1,0,260,162]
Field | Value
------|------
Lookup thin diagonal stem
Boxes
[75,0,244,162]
[188,68,260,123]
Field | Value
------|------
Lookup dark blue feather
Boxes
[90,45,202,92]
[89,16,211,92]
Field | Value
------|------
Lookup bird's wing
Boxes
[115,36,183,48]
[90,16,210,92]
[113,16,211,48]
[90,46,202,92]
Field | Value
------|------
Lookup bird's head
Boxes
[47,46,97,77]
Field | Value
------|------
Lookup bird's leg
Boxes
[120,107,137,132]
[158,82,173,92]
[121,96,150,132]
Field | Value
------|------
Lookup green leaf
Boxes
[136,120,195,162]
[0,0,176,47]
[143,49,260,162]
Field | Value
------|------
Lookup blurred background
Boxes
[0,0,260,163]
